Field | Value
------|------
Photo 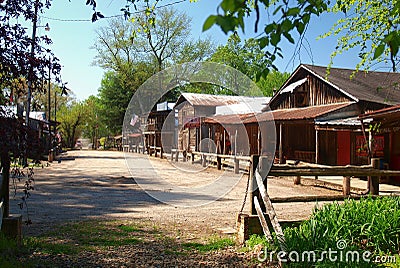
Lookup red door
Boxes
[337,131,351,165]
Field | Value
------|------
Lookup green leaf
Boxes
[264,23,275,34]
[258,37,269,49]
[286,7,300,17]
[281,19,293,32]
[295,20,305,35]
[215,16,237,34]
[283,32,295,44]
[220,0,245,13]
[259,0,270,6]
[270,32,281,46]
[203,15,217,32]
[302,13,310,24]
[273,4,283,15]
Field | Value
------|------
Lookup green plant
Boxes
[0,232,26,267]
[279,196,400,267]
[245,234,269,250]
[182,236,235,252]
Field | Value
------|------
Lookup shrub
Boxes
[281,196,400,267]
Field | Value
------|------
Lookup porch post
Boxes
[223,130,226,155]
[279,123,283,164]
[315,129,319,164]
[368,130,373,157]
[257,127,261,155]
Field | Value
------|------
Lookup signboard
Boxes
[356,135,385,157]
[372,135,384,157]
[184,117,200,128]
[356,136,368,157]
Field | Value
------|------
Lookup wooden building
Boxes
[141,101,175,153]
[266,64,400,165]
[174,93,269,153]
[201,64,400,165]
[359,105,400,184]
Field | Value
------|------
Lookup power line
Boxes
[40,0,186,22]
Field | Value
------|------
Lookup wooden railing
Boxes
[248,155,400,248]
[170,150,251,174]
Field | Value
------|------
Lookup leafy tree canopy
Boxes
[210,34,289,96]
[86,0,400,75]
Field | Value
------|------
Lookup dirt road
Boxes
[10,150,338,238]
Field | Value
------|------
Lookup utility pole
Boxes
[47,57,51,123]
[26,0,40,127]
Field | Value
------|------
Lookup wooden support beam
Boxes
[1,214,22,246]
[183,150,187,162]
[269,167,400,177]
[269,194,400,203]
[234,158,239,174]
[254,196,273,242]
[190,151,250,161]
[217,156,222,170]
[279,124,283,164]
[202,154,207,167]
[255,169,285,249]
[294,176,301,185]
[175,150,179,162]
[343,176,351,196]
[250,155,260,215]
[370,158,380,195]
[315,129,319,164]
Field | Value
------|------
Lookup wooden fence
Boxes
[132,146,400,196]
[248,155,400,248]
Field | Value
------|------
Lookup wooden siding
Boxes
[318,130,337,165]
[178,103,195,129]
[271,76,351,110]
[277,123,316,163]
[246,124,259,155]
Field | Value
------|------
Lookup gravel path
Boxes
[9,150,340,267]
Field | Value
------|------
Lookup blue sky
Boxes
[38,0,360,100]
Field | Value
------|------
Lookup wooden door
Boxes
[337,131,351,165]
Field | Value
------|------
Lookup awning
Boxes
[280,78,307,94]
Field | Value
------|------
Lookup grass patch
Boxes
[0,232,24,268]
[26,220,142,255]
[2,220,240,267]
[245,234,269,250]
[182,236,235,252]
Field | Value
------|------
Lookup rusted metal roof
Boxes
[359,104,400,120]
[203,113,256,125]
[203,103,354,125]
[316,117,364,126]
[246,102,354,123]
[175,92,269,108]
[358,104,400,128]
